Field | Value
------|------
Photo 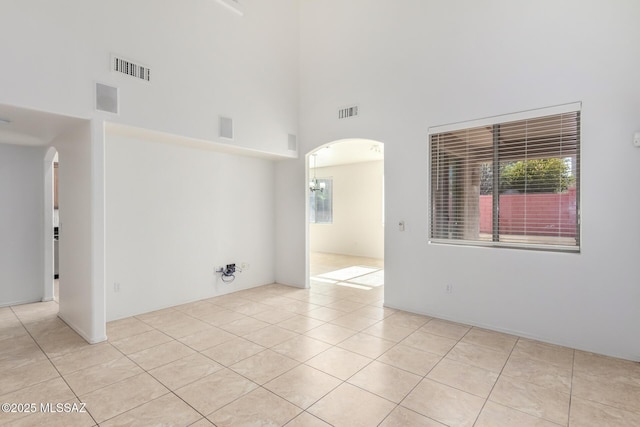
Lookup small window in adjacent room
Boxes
[309,178,333,224]
[429,103,581,252]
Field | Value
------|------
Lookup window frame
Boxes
[428,102,582,252]
[309,177,334,224]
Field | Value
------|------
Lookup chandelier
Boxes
[309,154,325,192]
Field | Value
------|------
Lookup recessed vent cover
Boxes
[287,134,297,152]
[219,116,234,139]
[111,54,151,82]
[95,83,118,114]
[338,105,359,119]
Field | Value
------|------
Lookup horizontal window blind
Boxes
[430,107,580,251]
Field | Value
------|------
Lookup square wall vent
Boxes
[95,83,118,114]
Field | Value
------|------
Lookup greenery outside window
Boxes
[429,103,581,251]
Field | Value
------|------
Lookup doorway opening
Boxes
[306,139,385,301]
[43,147,58,303]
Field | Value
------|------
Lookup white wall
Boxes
[5,0,639,361]
[105,129,276,321]
[275,158,306,287]
[0,1,298,337]
[53,122,106,343]
[275,0,640,361]
[0,144,47,306]
[0,0,299,157]
[310,161,384,259]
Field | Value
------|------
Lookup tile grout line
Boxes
[312,315,438,426]
[469,334,519,426]
[386,317,473,425]
[100,316,249,425]
[88,312,247,424]
[567,346,577,426]
[196,289,383,424]
[159,301,310,424]
[8,303,101,426]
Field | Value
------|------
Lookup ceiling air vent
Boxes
[111,54,151,82]
[338,105,359,119]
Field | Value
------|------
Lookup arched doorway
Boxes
[305,139,385,295]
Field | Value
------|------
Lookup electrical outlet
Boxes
[241,262,250,270]
[445,284,453,294]
[114,282,120,292]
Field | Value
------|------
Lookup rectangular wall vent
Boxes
[219,116,234,139]
[111,54,151,82]
[338,105,359,119]
[287,134,297,152]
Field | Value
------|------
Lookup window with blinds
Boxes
[429,104,581,252]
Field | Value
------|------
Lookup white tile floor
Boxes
[1,253,640,426]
